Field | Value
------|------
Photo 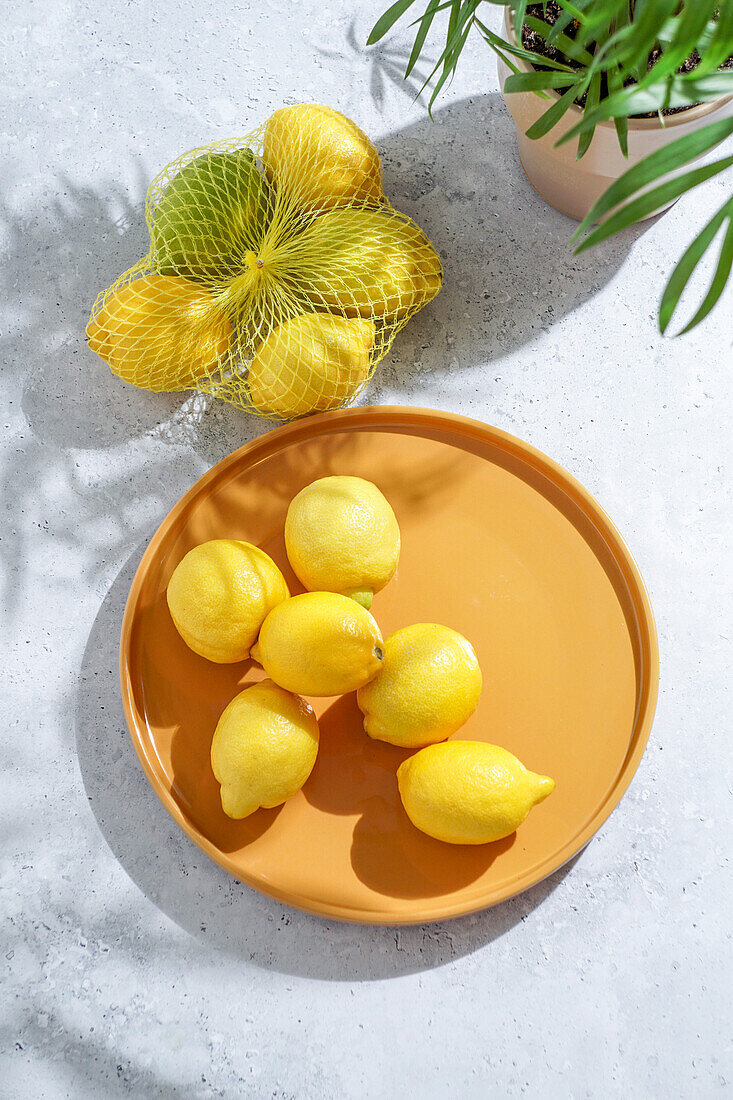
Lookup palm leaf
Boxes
[478,19,578,74]
[573,153,733,252]
[577,71,602,158]
[635,4,713,84]
[660,198,733,334]
[522,14,594,65]
[572,115,733,242]
[513,1,528,44]
[405,0,442,77]
[368,0,733,332]
[560,72,733,143]
[547,0,586,44]
[368,0,420,45]
[504,70,586,93]
[527,82,588,140]
[699,6,733,72]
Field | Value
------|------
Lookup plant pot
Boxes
[497,8,733,221]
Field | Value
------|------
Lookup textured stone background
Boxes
[2,1,731,1096]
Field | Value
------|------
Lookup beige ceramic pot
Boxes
[497,8,733,221]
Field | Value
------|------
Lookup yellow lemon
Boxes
[299,208,442,319]
[247,313,374,417]
[86,274,231,390]
[262,103,383,211]
[357,623,481,747]
[397,741,555,845]
[211,680,319,819]
[166,540,289,663]
[285,476,400,609]
[251,591,383,696]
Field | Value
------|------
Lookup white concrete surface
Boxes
[2,2,731,1096]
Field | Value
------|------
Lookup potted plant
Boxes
[369,1,733,332]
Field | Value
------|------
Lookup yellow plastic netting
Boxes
[87,104,443,421]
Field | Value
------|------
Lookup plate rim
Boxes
[119,405,659,925]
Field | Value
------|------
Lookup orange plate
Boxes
[120,407,658,924]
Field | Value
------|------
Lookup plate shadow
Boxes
[75,545,583,980]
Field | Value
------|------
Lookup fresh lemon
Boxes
[285,476,400,609]
[357,623,481,747]
[86,274,231,391]
[211,679,319,819]
[299,208,442,319]
[251,591,384,696]
[397,741,555,845]
[262,103,383,211]
[167,540,289,663]
[151,148,273,282]
[247,313,374,417]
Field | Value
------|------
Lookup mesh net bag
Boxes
[87,104,443,421]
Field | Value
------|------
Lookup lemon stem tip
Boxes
[532,775,555,804]
[346,588,373,609]
[244,251,263,272]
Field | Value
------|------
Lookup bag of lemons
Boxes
[87,104,442,421]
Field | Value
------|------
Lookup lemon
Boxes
[152,148,273,282]
[166,540,289,663]
[262,103,383,211]
[247,313,374,417]
[299,208,442,319]
[284,476,399,610]
[251,591,384,696]
[211,679,319,819]
[357,623,481,747]
[86,274,231,391]
[397,741,555,845]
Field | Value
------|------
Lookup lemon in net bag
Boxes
[87,104,442,421]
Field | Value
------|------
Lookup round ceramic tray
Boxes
[120,407,658,924]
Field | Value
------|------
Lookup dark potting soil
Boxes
[521,1,733,117]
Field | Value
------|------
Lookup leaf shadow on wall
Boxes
[0,168,265,615]
[315,20,436,112]
[3,169,186,450]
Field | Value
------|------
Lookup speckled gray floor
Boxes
[2,2,731,1097]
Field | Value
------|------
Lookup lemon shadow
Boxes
[350,800,515,901]
[303,695,515,901]
[302,693,410,816]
